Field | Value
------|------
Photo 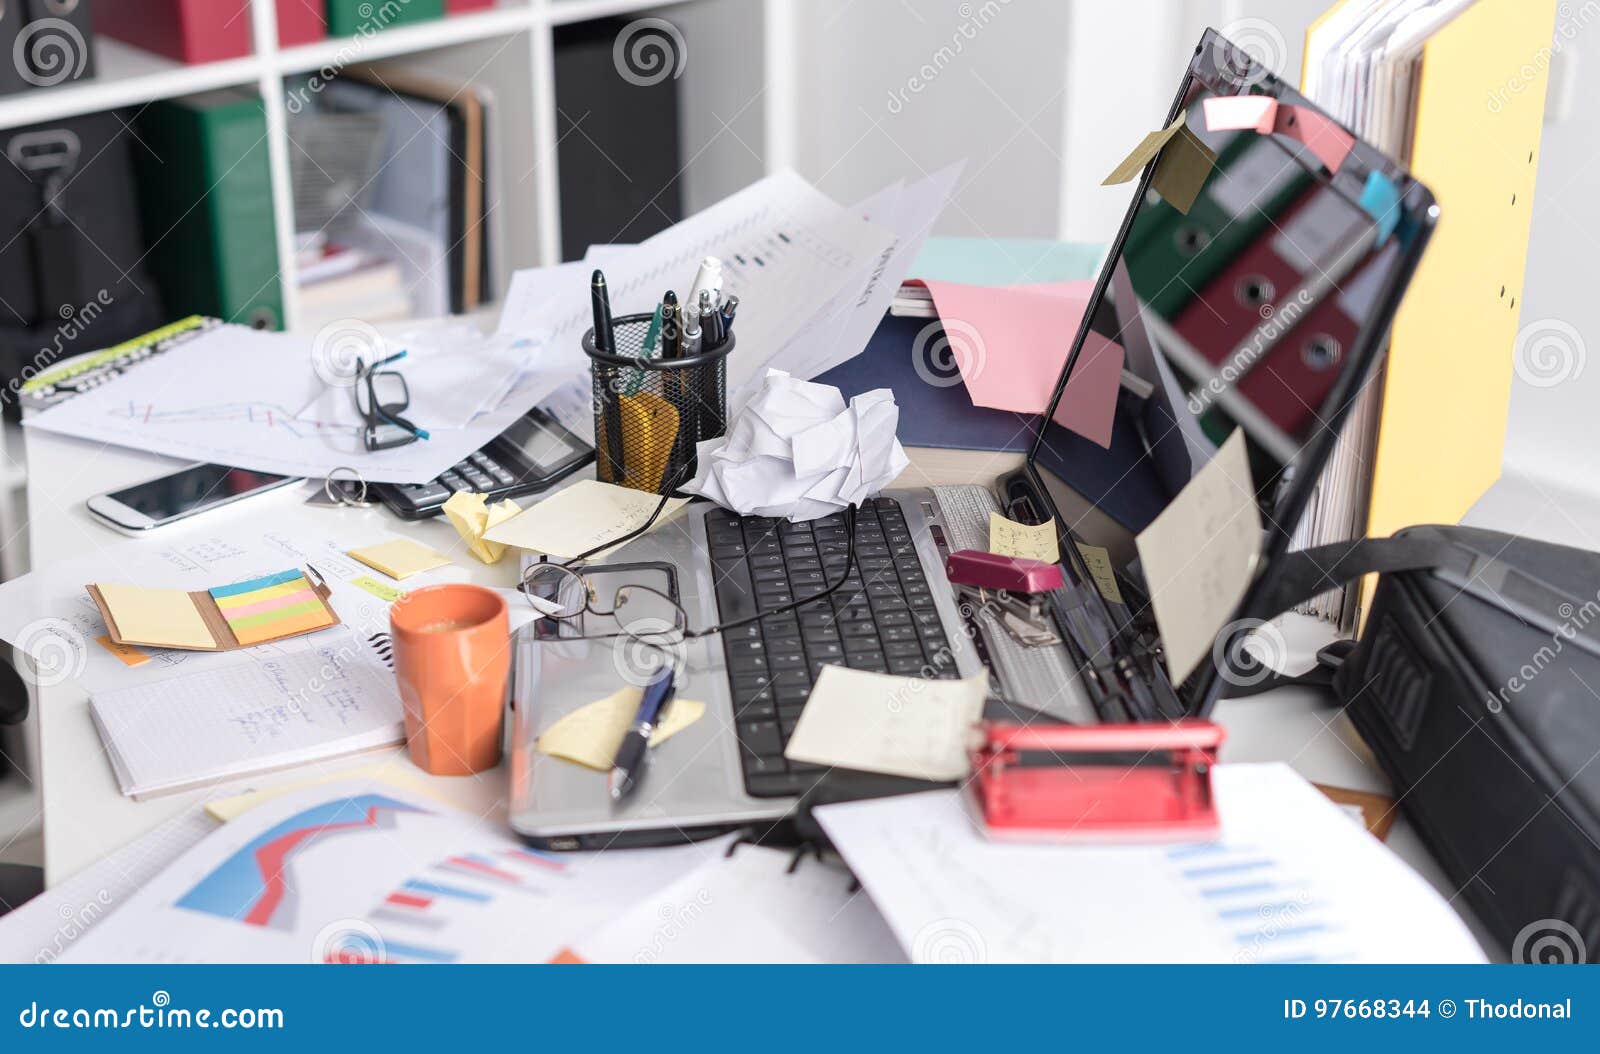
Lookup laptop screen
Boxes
[1022,32,1435,707]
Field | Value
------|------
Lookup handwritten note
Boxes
[484,480,688,560]
[1074,542,1125,605]
[1134,430,1262,683]
[537,685,705,771]
[784,666,988,782]
[988,512,1060,564]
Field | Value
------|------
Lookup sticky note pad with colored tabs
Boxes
[348,538,453,580]
[210,569,337,646]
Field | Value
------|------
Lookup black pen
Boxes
[608,665,677,801]
[719,294,739,339]
[660,290,681,359]
[591,269,614,354]
[697,289,722,349]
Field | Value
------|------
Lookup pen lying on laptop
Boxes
[608,665,677,801]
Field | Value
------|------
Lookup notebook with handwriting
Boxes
[89,644,403,798]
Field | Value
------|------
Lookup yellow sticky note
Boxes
[95,582,215,649]
[1134,430,1262,683]
[204,762,444,823]
[1103,112,1189,186]
[1074,541,1125,605]
[350,576,406,603]
[536,685,705,771]
[1150,124,1217,215]
[441,491,522,564]
[348,538,453,580]
[987,512,1060,564]
[95,633,150,667]
[484,480,688,561]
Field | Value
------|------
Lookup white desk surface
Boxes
[18,423,1497,954]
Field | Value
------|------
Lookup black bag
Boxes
[1244,524,1600,963]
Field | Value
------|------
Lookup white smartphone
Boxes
[86,463,303,535]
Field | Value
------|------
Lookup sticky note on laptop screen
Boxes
[96,582,217,650]
[210,569,336,646]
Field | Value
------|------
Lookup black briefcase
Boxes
[1242,524,1600,963]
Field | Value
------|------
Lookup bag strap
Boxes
[1251,534,1476,622]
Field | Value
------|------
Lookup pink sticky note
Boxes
[1202,95,1278,135]
[912,280,1124,449]
[1273,104,1355,173]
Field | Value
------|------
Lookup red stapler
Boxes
[968,721,1225,842]
[945,550,1063,593]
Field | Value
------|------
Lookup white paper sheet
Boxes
[496,171,898,407]
[61,780,732,963]
[23,325,576,484]
[0,806,216,964]
[815,763,1486,964]
[564,843,905,964]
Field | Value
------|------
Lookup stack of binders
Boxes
[132,90,284,330]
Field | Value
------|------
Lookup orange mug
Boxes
[389,584,511,776]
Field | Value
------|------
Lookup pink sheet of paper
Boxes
[912,279,1124,449]
[1201,95,1355,173]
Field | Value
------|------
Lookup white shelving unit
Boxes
[0,0,774,331]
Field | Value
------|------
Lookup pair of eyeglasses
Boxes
[518,504,863,656]
[353,350,429,452]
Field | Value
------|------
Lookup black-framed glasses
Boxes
[353,350,429,452]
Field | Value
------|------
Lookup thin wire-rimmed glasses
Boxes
[516,504,863,655]
[354,350,430,452]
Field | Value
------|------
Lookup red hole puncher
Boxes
[968,721,1225,842]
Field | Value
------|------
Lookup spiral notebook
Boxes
[89,644,404,799]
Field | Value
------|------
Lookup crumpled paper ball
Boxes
[684,370,909,521]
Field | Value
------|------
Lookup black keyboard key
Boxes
[888,656,927,675]
[738,720,783,756]
[880,624,918,644]
[808,641,845,662]
[746,773,808,798]
[884,640,925,659]
[735,696,777,721]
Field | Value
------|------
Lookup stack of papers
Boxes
[683,370,909,521]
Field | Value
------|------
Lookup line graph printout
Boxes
[61,780,730,963]
[23,325,573,483]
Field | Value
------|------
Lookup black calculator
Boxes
[371,408,595,520]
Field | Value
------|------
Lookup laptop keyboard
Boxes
[706,497,958,798]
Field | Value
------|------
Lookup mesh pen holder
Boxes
[584,313,733,495]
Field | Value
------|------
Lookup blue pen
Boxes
[608,665,677,801]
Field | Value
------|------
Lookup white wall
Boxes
[766,0,1330,240]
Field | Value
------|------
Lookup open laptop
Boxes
[508,29,1439,849]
